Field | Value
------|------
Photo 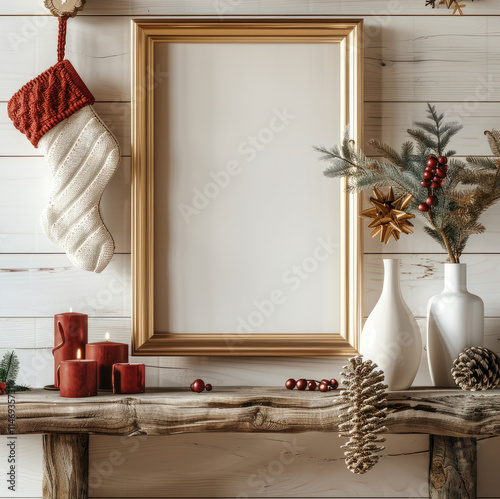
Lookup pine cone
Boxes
[452,346,500,391]
[339,356,388,474]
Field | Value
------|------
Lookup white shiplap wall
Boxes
[1,1,500,498]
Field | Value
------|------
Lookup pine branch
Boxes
[406,128,437,151]
[441,158,466,192]
[427,104,444,125]
[12,385,30,392]
[368,139,405,168]
[423,226,448,250]
[413,121,439,136]
[0,352,19,384]
[485,130,500,157]
[439,125,464,152]
[427,210,458,262]
[464,156,497,172]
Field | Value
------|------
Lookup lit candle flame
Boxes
[69,307,73,313]
[105,332,110,342]
[77,349,81,360]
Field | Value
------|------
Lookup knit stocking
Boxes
[38,106,120,273]
[7,17,120,273]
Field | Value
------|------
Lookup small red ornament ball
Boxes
[191,379,205,393]
[205,384,212,392]
[421,181,429,187]
[319,383,329,392]
[329,378,339,390]
[285,378,296,390]
[430,182,441,189]
[423,171,433,180]
[427,157,438,169]
[436,169,446,179]
[439,164,448,172]
[418,203,429,212]
[426,196,437,206]
[0,382,6,395]
[308,380,317,390]
[438,156,448,165]
[296,378,307,390]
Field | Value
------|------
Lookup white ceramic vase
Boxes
[427,263,484,387]
[360,259,422,390]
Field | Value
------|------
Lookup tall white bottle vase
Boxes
[360,259,422,390]
[427,263,484,387]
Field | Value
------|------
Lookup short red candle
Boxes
[58,357,98,398]
[86,334,128,389]
[112,364,145,394]
[53,312,88,388]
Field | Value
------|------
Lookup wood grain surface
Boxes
[1,388,499,438]
[430,436,477,499]
[42,434,89,499]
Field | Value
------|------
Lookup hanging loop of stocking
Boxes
[57,16,69,63]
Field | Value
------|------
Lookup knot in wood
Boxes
[254,409,265,428]
[430,460,447,489]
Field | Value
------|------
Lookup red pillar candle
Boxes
[112,363,145,394]
[58,350,98,398]
[53,311,88,388]
[86,333,128,390]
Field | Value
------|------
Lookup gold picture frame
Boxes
[131,19,364,356]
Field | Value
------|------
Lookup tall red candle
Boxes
[58,350,98,398]
[53,311,88,388]
[86,333,128,389]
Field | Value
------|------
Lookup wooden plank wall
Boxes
[1,1,500,498]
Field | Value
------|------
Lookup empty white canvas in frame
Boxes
[153,42,341,335]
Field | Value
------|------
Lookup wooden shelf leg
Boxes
[429,435,477,499]
[42,434,89,499]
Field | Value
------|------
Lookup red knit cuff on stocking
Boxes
[7,60,95,147]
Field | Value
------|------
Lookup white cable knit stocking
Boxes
[38,105,121,273]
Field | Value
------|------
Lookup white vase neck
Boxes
[381,259,403,299]
[444,263,468,292]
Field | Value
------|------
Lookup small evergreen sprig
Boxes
[315,104,500,263]
[0,351,30,394]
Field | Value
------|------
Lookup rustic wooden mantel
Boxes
[1,387,499,498]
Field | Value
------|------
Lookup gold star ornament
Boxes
[360,187,415,244]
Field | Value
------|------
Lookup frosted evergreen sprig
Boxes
[316,104,500,263]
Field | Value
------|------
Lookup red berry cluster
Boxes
[0,382,6,395]
[190,379,212,393]
[285,378,339,392]
[418,154,448,212]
